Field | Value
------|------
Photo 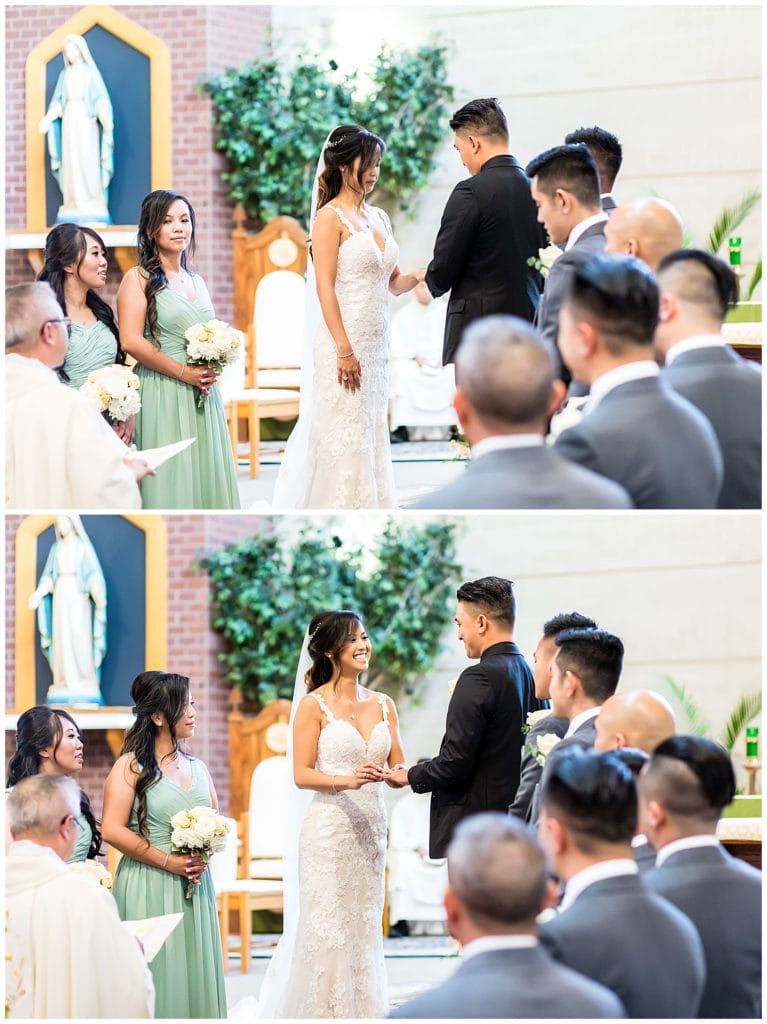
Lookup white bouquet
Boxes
[69,858,113,891]
[183,319,244,407]
[80,364,141,424]
[170,805,229,898]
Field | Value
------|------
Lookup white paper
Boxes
[125,437,196,471]
[122,912,184,963]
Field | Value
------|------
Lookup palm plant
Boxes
[660,675,761,754]
[704,190,761,255]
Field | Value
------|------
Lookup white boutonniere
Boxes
[527,242,562,279]
[522,709,551,735]
[525,732,562,767]
[547,395,590,443]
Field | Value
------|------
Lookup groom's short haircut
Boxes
[567,254,659,352]
[448,813,547,926]
[543,611,597,637]
[525,143,601,208]
[456,316,553,427]
[541,748,637,848]
[564,126,623,192]
[554,627,624,703]
[449,98,509,141]
[457,576,515,629]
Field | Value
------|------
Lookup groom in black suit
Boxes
[386,577,542,858]
[424,99,545,365]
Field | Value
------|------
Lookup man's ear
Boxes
[453,386,469,428]
[547,378,567,416]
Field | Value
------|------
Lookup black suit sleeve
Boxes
[407,666,490,793]
[425,182,479,298]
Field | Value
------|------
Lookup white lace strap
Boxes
[378,693,389,723]
[309,691,335,722]
[325,204,357,234]
[374,206,392,237]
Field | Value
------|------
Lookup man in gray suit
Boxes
[640,736,762,1018]
[411,317,632,509]
[525,143,607,382]
[554,254,724,508]
[655,249,762,508]
[538,749,706,1018]
[564,126,623,213]
[390,814,625,1019]
[527,626,623,825]
[604,197,683,270]
[509,611,596,820]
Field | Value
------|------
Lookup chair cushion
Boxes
[259,369,302,389]
[249,858,284,880]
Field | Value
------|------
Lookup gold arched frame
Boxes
[13,515,168,714]
[25,4,172,231]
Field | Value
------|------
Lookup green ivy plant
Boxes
[203,41,454,228]
[199,519,463,707]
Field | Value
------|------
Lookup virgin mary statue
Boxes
[39,34,114,225]
[29,516,107,706]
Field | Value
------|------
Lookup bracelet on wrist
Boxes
[162,851,170,869]
[337,351,354,359]
[177,364,186,381]
[331,775,337,794]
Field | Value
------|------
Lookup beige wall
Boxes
[393,512,761,788]
[273,4,762,296]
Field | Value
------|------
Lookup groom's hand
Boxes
[384,765,410,788]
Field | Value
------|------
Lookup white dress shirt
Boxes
[588,360,660,412]
[565,212,608,251]
[560,858,638,911]
[462,934,538,961]
[655,833,720,867]
[471,434,544,460]
[664,333,726,366]
[564,705,600,739]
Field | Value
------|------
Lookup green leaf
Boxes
[719,692,762,753]
[705,190,761,255]
[658,675,711,737]
[745,259,762,301]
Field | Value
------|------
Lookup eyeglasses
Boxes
[41,317,72,335]
[60,812,83,830]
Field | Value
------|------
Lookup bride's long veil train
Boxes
[270,130,334,509]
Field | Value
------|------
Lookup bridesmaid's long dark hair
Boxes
[6,706,102,859]
[121,671,193,841]
[305,610,365,692]
[136,190,196,347]
[316,126,385,213]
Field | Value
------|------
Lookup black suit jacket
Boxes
[425,155,545,365]
[407,641,540,857]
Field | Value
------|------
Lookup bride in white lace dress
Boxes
[273,126,423,509]
[256,611,407,1018]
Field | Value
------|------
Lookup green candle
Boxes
[746,726,758,758]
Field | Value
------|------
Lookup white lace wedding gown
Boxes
[273,205,398,509]
[258,691,391,1018]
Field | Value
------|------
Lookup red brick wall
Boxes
[5,5,271,322]
[5,513,267,817]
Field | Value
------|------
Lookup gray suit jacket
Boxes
[601,193,618,213]
[645,844,762,1019]
[662,345,762,509]
[535,221,605,378]
[632,837,657,873]
[527,716,598,826]
[509,712,569,819]
[389,944,625,1019]
[411,444,633,510]
[555,376,724,508]
[540,874,706,1018]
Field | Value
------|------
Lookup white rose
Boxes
[526,709,551,729]
[535,733,562,766]
[539,243,562,273]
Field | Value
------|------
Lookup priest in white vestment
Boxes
[5,282,146,509]
[389,283,458,437]
[5,774,154,1019]
[388,787,448,932]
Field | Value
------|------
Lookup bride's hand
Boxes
[353,762,384,787]
[337,351,362,393]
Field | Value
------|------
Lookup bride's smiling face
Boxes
[334,622,372,677]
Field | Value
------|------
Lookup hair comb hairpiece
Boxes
[325,136,347,150]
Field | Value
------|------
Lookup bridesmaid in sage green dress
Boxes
[5,706,101,863]
[103,671,227,1019]
[117,189,240,509]
[37,223,135,444]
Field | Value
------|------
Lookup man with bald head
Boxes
[5,281,149,508]
[655,249,761,508]
[412,316,631,508]
[640,737,762,1018]
[390,814,624,1019]
[604,197,683,271]
[594,690,676,754]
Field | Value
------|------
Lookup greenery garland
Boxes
[203,41,454,228]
